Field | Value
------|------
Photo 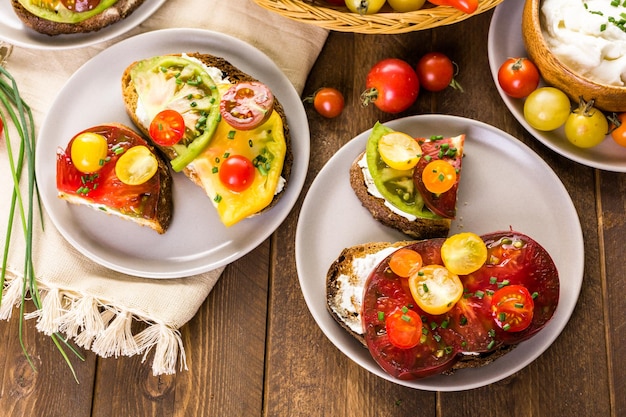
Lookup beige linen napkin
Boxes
[0,0,327,375]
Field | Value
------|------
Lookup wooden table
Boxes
[1,8,624,417]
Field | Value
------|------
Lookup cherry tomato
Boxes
[415,52,460,92]
[421,159,457,194]
[385,307,423,349]
[220,81,274,130]
[564,98,608,148]
[115,146,158,186]
[345,0,386,14]
[219,154,256,192]
[387,0,426,12]
[309,87,344,118]
[389,248,423,278]
[610,112,626,147]
[440,232,488,275]
[491,285,535,332]
[70,132,108,174]
[362,58,419,114]
[149,109,185,146]
[497,57,540,99]
[378,131,422,170]
[523,87,571,131]
[408,264,463,315]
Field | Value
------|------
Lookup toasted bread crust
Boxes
[350,152,450,240]
[326,241,518,374]
[12,0,146,36]
[121,53,292,215]
[58,123,172,234]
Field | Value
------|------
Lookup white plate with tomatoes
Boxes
[35,28,309,278]
[488,0,626,172]
[0,1,166,50]
[296,115,583,391]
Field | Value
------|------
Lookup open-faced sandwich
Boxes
[326,230,559,380]
[352,122,464,240]
[11,0,146,36]
[121,53,291,227]
[56,123,173,234]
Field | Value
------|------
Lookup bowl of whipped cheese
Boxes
[522,0,626,112]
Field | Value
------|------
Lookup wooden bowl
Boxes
[522,0,626,113]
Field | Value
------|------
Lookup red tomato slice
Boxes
[219,154,256,192]
[220,82,274,130]
[149,109,185,146]
[385,308,423,349]
[491,285,535,332]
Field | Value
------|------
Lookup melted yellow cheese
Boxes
[190,111,286,226]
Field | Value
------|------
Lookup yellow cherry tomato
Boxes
[408,265,463,315]
[440,232,488,275]
[115,146,158,185]
[70,132,108,174]
[345,0,386,14]
[387,0,426,12]
[421,159,457,194]
[378,132,422,170]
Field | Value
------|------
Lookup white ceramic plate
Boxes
[0,1,165,50]
[488,0,626,172]
[295,115,583,391]
[35,28,309,278]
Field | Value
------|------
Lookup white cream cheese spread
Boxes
[541,0,626,86]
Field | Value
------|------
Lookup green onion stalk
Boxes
[0,61,83,382]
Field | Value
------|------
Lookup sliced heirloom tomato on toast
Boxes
[361,230,559,380]
[413,134,464,219]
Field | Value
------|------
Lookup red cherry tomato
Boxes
[610,112,626,147]
[311,87,345,118]
[415,52,460,92]
[149,109,185,146]
[362,58,419,114]
[497,57,540,99]
[220,81,274,130]
[219,155,256,192]
[491,285,535,332]
[385,307,423,349]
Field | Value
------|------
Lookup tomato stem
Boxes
[360,87,379,107]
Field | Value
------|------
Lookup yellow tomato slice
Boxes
[421,159,457,194]
[440,232,488,275]
[408,265,463,315]
[70,132,108,174]
[115,146,158,185]
[378,132,422,170]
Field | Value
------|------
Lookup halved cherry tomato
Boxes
[115,146,158,186]
[378,132,422,170]
[497,58,540,99]
[219,154,256,192]
[385,307,423,349]
[149,109,185,146]
[309,87,344,118]
[440,232,488,275]
[421,159,457,194]
[362,58,419,114]
[491,285,535,332]
[220,81,274,130]
[389,248,423,278]
[610,112,626,147]
[416,52,461,93]
[70,132,108,174]
[408,264,463,315]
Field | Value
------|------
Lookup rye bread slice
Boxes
[121,53,292,215]
[326,241,517,374]
[12,0,146,36]
[350,152,450,239]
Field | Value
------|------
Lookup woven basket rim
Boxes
[253,0,504,34]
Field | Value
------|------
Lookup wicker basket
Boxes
[253,0,504,34]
